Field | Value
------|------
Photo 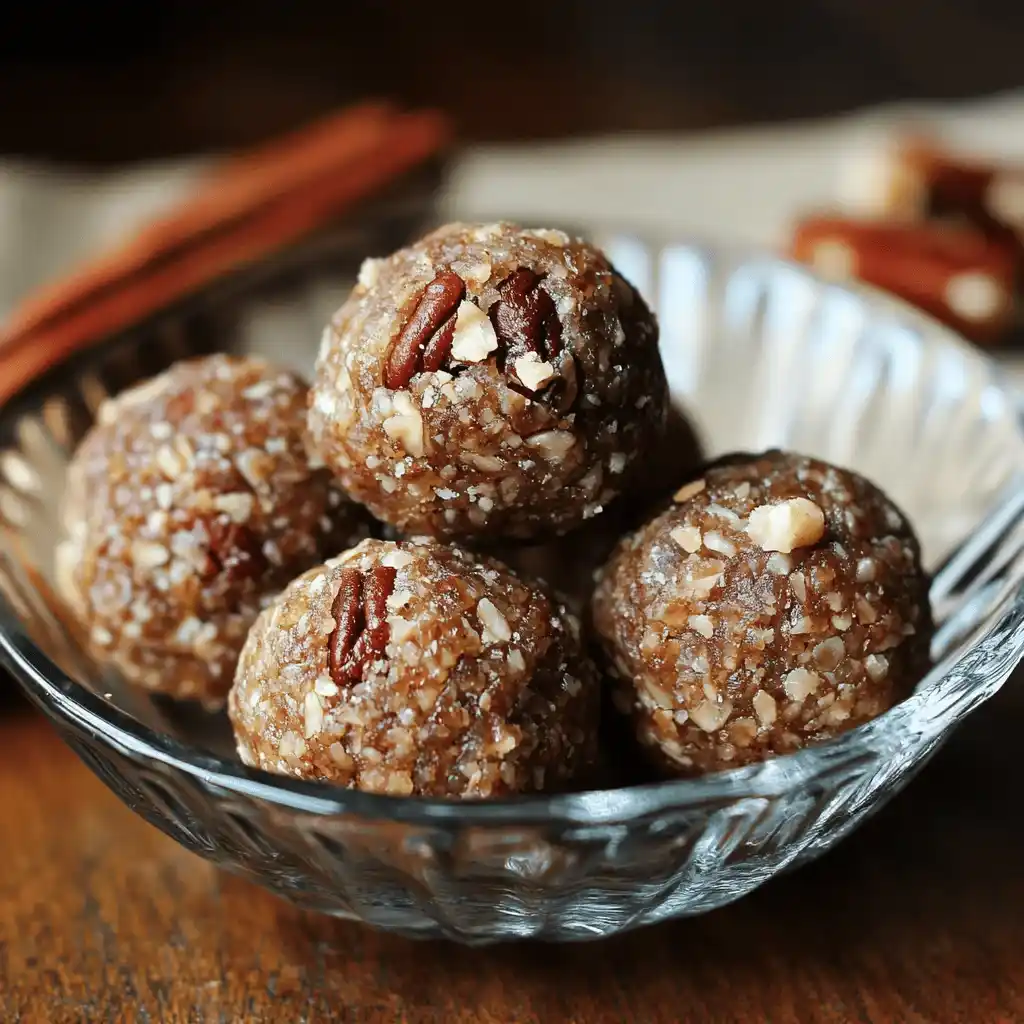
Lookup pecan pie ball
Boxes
[57,355,369,704]
[591,451,933,776]
[229,537,599,798]
[307,221,669,541]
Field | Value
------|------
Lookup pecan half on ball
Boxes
[229,538,600,798]
[307,221,669,541]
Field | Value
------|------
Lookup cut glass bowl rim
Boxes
[2,241,1022,828]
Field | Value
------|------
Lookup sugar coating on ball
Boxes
[307,221,668,541]
[58,354,369,703]
[591,451,933,775]
[229,537,599,798]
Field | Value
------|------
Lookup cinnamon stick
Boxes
[0,103,450,405]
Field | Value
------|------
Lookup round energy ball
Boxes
[229,537,599,798]
[307,221,668,541]
[58,354,369,703]
[591,451,933,776]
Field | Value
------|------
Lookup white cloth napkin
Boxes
[0,159,204,318]
[446,90,1024,247]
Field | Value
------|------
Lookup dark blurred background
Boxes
[3,1,1024,163]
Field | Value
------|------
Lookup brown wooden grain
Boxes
[5,4,1024,164]
[3,674,1024,1024]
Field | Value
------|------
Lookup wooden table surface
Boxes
[2,672,1023,1024]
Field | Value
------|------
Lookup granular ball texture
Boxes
[591,450,933,775]
[229,537,599,798]
[493,405,704,611]
[307,221,668,541]
[58,354,369,703]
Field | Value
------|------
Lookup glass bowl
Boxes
[1,228,1023,945]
